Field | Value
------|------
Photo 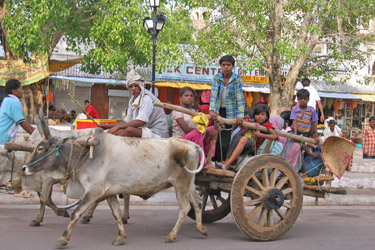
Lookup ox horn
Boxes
[36,107,51,139]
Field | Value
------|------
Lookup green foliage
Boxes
[1,0,195,75]
[182,0,375,85]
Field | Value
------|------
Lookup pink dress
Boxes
[172,109,216,163]
[269,115,302,171]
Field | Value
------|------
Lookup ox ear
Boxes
[36,107,51,139]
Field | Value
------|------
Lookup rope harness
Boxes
[24,138,92,194]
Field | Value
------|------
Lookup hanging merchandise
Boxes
[322,98,327,108]
[258,93,265,103]
[333,99,341,113]
[261,93,268,104]
[267,94,270,105]
[349,101,353,111]
[327,98,334,109]
[245,92,254,107]
[353,101,357,109]
[252,92,260,103]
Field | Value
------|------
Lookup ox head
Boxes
[22,136,68,178]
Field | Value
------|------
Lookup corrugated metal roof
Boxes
[52,64,375,95]
[312,80,375,94]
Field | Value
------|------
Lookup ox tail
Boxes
[183,144,205,174]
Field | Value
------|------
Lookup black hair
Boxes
[84,100,89,104]
[245,107,254,119]
[280,110,291,121]
[328,119,336,125]
[301,77,310,87]
[71,110,76,114]
[254,103,270,121]
[369,116,375,122]
[219,55,235,66]
[179,87,196,97]
[5,79,21,95]
[296,88,310,99]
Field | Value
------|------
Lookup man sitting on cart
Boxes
[101,70,169,138]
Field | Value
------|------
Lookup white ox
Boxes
[1,128,129,227]
[0,133,72,225]
[23,126,207,246]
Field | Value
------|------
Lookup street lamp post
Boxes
[143,0,166,94]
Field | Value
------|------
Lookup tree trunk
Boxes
[21,80,47,123]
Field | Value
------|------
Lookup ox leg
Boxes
[122,194,130,224]
[56,193,98,247]
[163,184,191,243]
[31,181,69,226]
[106,195,127,246]
[189,185,207,236]
[81,201,99,224]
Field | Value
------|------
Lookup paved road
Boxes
[0,205,374,250]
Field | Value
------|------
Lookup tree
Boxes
[182,0,375,114]
[0,0,193,121]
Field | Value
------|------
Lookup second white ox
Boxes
[23,126,207,247]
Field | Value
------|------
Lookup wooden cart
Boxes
[156,103,355,241]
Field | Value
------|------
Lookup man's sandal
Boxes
[13,190,34,198]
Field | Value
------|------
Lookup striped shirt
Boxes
[290,105,318,134]
[209,73,245,119]
[363,126,375,157]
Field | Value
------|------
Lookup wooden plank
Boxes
[201,168,236,177]
[155,102,323,145]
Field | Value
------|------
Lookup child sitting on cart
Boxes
[217,104,278,170]
[171,87,218,169]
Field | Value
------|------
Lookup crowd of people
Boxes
[1,54,373,199]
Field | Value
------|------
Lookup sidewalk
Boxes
[1,148,374,206]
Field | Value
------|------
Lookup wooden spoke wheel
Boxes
[188,186,231,223]
[231,154,303,241]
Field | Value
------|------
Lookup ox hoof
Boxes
[59,210,70,218]
[112,238,125,246]
[80,216,91,224]
[162,237,175,243]
[199,226,208,236]
[56,239,68,247]
[29,220,40,227]
[122,218,128,224]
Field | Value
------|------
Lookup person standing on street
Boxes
[84,100,100,118]
[362,117,375,159]
[295,77,325,122]
[0,79,35,198]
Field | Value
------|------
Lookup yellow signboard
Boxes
[0,55,50,86]
[241,75,269,84]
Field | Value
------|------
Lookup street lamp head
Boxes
[143,17,154,33]
[149,0,160,7]
[155,13,166,31]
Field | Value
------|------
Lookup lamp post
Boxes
[143,0,166,94]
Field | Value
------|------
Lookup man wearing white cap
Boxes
[101,70,169,138]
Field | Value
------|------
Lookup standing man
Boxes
[84,100,99,118]
[101,70,168,138]
[362,117,375,159]
[209,55,245,162]
[0,79,35,198]
[296,78,325,122]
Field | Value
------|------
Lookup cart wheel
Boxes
[231,154,303,241]
[188,187,231,223]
